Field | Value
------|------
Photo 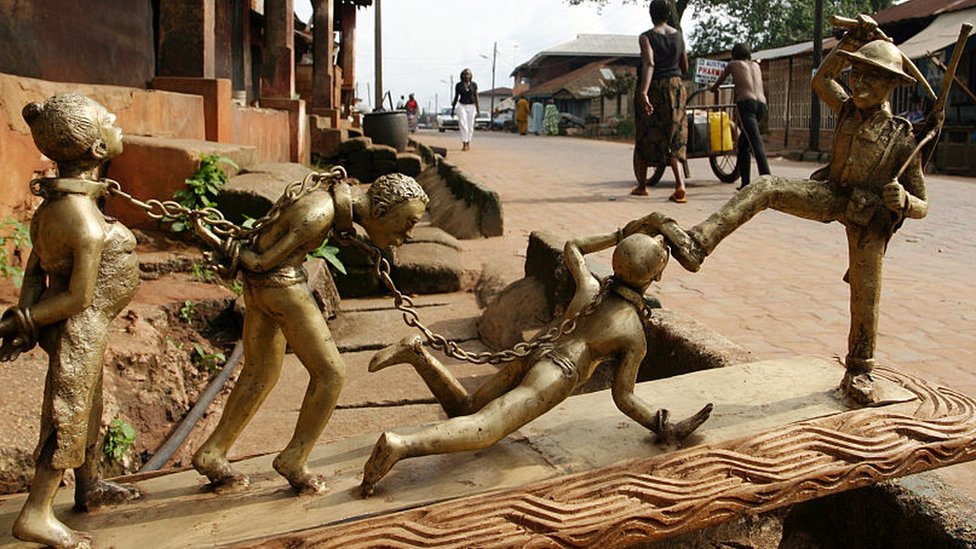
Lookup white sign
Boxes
[694,58,728,85]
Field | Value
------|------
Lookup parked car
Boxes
[475,111,491,130]
[436,107,458,132]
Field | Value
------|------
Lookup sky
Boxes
[295,0,694,114]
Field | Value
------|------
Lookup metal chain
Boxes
[104,167,628,365]
[104,165,348,243]
[355,240,614,365]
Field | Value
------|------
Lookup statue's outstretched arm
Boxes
[612,346,713,445]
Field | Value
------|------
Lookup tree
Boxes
[688,0,894,55]
[601,70,637,117]
[567,0,691,28]
[565,0,894,55]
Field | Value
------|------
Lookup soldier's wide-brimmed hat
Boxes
[836,40,916,84]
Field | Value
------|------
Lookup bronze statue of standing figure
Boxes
[628,16,931,405]
[191,172,428,495]
[1,94,141,548]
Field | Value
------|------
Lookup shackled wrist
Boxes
[3,306,38,347]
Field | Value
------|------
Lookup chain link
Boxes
[354,239,614,365]
[104,165,347,243]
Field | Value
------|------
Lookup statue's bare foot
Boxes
[272,456,328,495]
[841,371,878,406]
[13,507,93,548]
[193,448,250,494]
[369,335,424,372]
[75,479,141,511]
[360,432,405,498]
[652,404,713,446]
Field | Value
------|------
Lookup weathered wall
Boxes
[0,0,154,89]
[231,106,292,163]
[0,73,207,220]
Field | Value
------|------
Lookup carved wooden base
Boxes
[237,368,976,548]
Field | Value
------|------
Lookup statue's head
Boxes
[612,234,669,290]
[360,173,429,248]
[837,40,915,110]
[22,94,123,174]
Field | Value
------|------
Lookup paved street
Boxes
[416,128,976,496]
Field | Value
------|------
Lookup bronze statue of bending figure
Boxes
[360,229,713,496]
[192,173,428,495]
[1,94,140,548]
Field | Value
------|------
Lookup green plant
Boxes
[192,343,226,373]
[0,217,31,287]
[307,238,347,275]
[230,279,244,296]
[615,116,636,138]
[190,261,215,282]
[168,154,238,233]
[179,300,196,325]
[103,418,136,462]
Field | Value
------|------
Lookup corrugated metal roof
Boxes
[752,37,839,62]
[898,7,976,58]
[520,34,639,70]
[525,58,629,99]
[875,0,976,24]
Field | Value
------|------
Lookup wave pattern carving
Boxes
[238,369,976,548]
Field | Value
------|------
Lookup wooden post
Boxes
[311,0,335,110]
[260,0,295,100]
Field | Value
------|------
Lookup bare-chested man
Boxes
[710,42,770,188]
[360,229,713,496]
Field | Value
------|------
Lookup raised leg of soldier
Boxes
[13,438,92,549]
[193,295,286,493]
[361,360,576,496]
[630,178,844,272]
[74,369,140,511]
[270,285,346,494]
[841,223,887,404]
[369,335,527,417]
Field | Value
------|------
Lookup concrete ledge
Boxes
[411,139,504,239]
[215,162,313,222]
[152,77,232,143]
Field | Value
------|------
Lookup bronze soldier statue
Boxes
[192,172,428,494]
[1,94,141,548]
[628,16,929,404]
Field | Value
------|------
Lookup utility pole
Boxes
[490,41,497,128]
[374,0,383,110]
[809,0,823,152]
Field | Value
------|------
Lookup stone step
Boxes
[215,162,314,222]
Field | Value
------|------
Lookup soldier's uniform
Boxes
[681,96,926,377]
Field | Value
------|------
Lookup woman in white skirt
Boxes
[451,68,480,151]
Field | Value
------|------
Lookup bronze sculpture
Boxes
[360,230,713,496]
[191,172,428,494]
[0,94,140,548]
[627,16,930,405]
